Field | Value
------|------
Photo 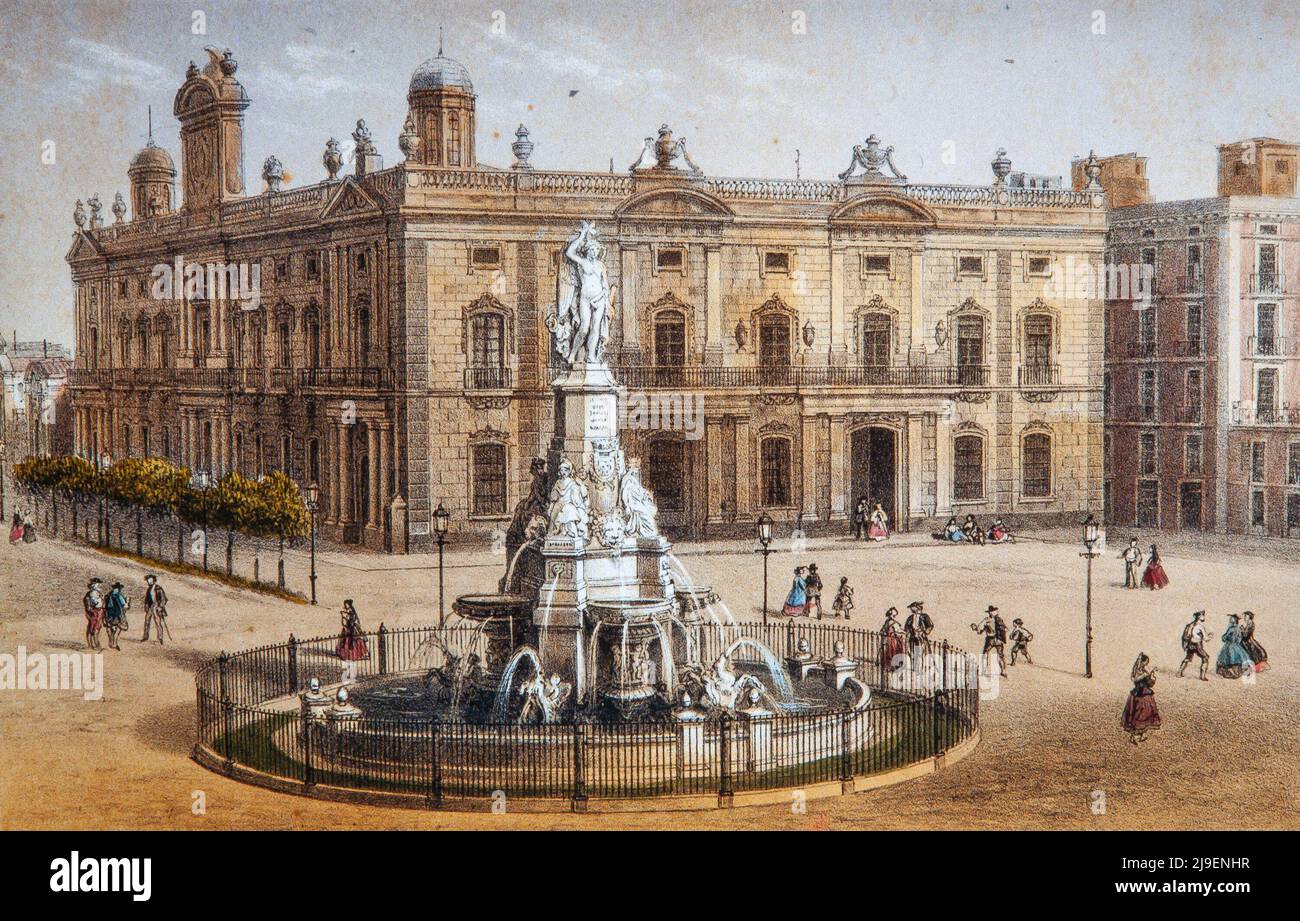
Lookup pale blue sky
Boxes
[1,0,1297,345]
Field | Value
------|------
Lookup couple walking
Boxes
[1178,610,1269,680]
[8,512,36,544]
[781,564,824,617]
[1120,539,1169,590]
[852,499,890,542]
[81,574,169,651]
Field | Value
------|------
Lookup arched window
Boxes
[471,442,507,516]
[759,313,791,369]
[471,313,504,378]
[760,436,793,507]
[277,320,292,369]
[1022,432,1052,498]
[954,434,984,501]
[653,309,686,386]
[136,317,150,368]
[88,327,99,369]
[305,307,321,368]
[118,320,132,365]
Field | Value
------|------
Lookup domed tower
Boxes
[128,131,176,219]
[406,40,476,168]
[173,47,251,210]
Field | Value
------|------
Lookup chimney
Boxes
[1217,138,1299,197]
[43,339,48,358]
[1072,152,1149,208]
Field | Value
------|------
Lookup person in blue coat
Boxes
[103,582,130,651]
[782,566,808,617]
[1215,614,1253,679]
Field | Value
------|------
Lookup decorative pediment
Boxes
[320,177,383,220]
[830,193,936,226]
[65,231,104,263]
[615,187,734,220]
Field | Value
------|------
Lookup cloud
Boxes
[60,38,167,90]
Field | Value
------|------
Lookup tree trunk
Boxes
[71,498,78,541]
[176,517,184,564]
[278,532,286,589]
[52,496,59,539]
[226,529,234,576]
[136,507,144,556]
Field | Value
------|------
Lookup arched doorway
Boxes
[850,426,898,530]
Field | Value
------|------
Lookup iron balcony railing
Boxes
[1232,401,1300,426]
[1179,269,1204,293]
[297,367,392,389]
[463,366,514,390]
[1017,363,1061,387]
[176,367,234,388]
[1247,335,1300,357]
[1250,273,1284,295]
[609,364,991,390]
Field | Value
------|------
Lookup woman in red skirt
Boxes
[879,607,906,674]
[1121,653,1161,744]
[1140,544,1169,590]
[336,599,370,661]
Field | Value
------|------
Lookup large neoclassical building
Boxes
[67,48,1106,551]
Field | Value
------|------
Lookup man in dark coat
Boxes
[970,605,1007,677]
[904,600,933,665]
[141,574,169,644]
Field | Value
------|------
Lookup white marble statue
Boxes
[552,221,614,366]
[701,654,763,711]
[518,672,572,724]
[546,458,590,540]
[619,463,659,539]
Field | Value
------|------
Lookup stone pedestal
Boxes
[739,706,774,772]
[548,363,620,475]
[535,541,588,701]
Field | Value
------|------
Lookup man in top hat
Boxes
[970,605,1007,677]
[103,581,130,651]
[804,563,824,619]
[141,574,169,645]
[1177,610,1210,681]
[1008,618,1034,665]
[1120,538,1144,589]
[903,601,933,665]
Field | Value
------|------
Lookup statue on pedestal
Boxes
[550,222,614,366]
[546,458,590,541]
[619,461,659,539]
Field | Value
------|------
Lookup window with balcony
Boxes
[758,313,792,381]
[1138,299,1157,356]
[1255,303,1278,354]
[1289,443,1300,486]
[1022,432,1052,498]
[653,311,686,386]
[1139,432,1157,476]
[1257,243,1279,293]
[277,321,292,369]
[471,442,507,516]
[954,434,984,501]
[1185,302,1203,355]
[861,313,891,368]
[1140,369,1157,422]
[1023,313,1053,384]
[760,437,793,507]
[356,306,372,367]
[956,315,985,384]
[1256,368,1279,422]
[469,313,506,389]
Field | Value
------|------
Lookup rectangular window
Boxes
[1024,314,1053,366]
[1136,479,1159,528]
[275,259,288,283]
[306,253,320,280]
[761,438,792,507]
[1188,225,1201,237]
[1255,303,1278,354]
[958,254,984,276]
[1251,441,1266,483]
[1257,368,1279,421]
[280,435,292,475]
[1185,434,1203,475]
[470,245,501,270]
[472,443,507,516]
[1185,369,1202,421]
[1185,302,1202,355]
[1140,369,1157,422]
[954,435,984,501]
[762,251,790,274]
[1022,433,1052,498]
[1251,490,1265,527]
[1139,432,1157,476]
[1287,493,1300,534]
[277,322,292,369]
[862,253,891,275]
[655,247,685,272]
[1027,255,1051,276]
[861,314,891,368]
[1289,443,1300,486]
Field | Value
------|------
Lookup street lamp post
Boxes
[1080,514,1100,679]
[305,482,319,606]
[755,511,774,627]
[434,502,450,627]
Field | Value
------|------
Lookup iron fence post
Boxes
[378,623,388,675]
[429,719,443,807]
[303,710,314,789]
[288,634,299,695]
[718,713,734,807]
[840,709,853,787]
[571,722,588,812]
[932,688,943,758]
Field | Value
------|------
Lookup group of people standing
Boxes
[851,499,891,542]
[780,564,858,620]
[935,514,1012,545]
[8,511,36,544]
[1122,610,1270,744]
[81,574,169,650]
[1120,539,1169,590]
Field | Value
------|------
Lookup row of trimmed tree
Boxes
[11,455,309,589]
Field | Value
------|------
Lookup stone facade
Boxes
[66,49,1106,551]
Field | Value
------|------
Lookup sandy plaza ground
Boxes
[1,523,1297,831]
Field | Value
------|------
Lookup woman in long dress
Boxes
[8,513,22,544]
[988,518,1011,543]
[1240,611,1269,672]
[1121,653,1161,744]
[1215,614,1253,679]
[937,516,965,542]
[867,503,890,541]
[1140,544,1168,590]
[781,567,808,617]
[336,599,370,661]
[879,607,906,674]
[20,512,36,543]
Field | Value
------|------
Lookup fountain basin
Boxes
[453,593,533,620]
[587,598,675,624]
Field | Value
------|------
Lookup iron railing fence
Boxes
[195,622,980,803]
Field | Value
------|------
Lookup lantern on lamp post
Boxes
[434,502,450,627]
[755,511,774,627]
